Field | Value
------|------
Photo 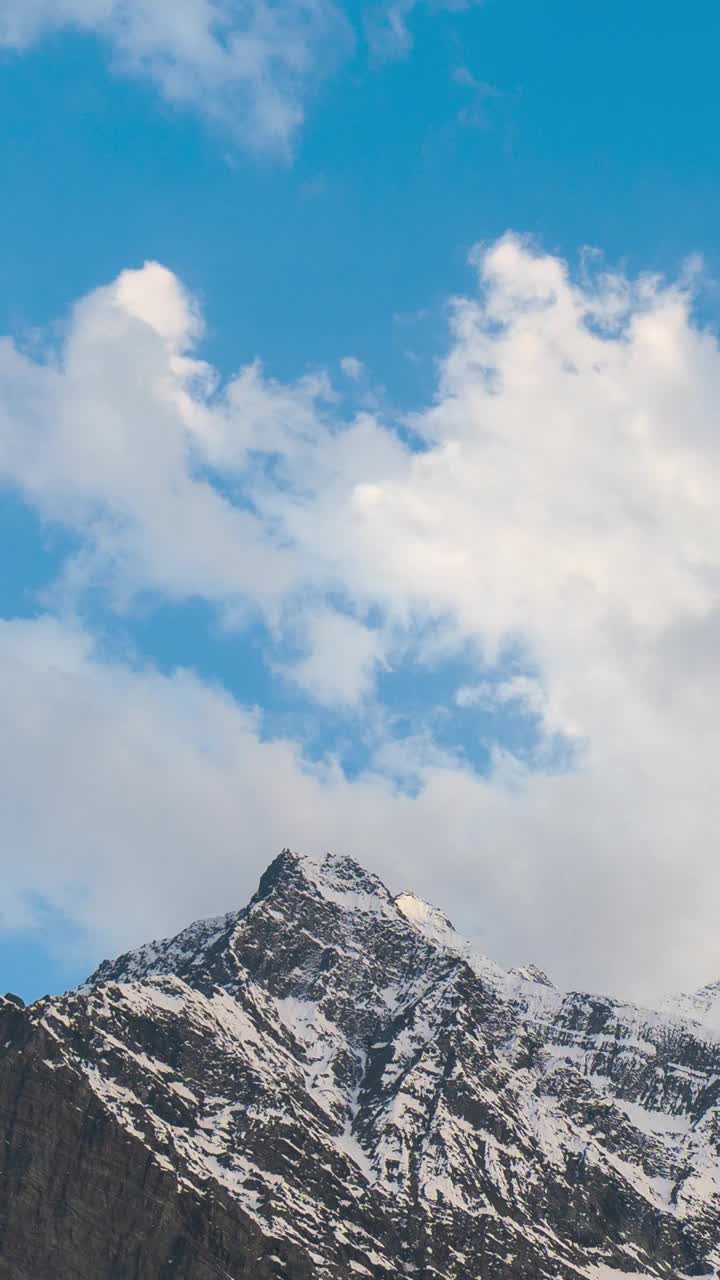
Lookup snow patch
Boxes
[394,892,456,943]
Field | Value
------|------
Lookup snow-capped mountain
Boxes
[1,849,719,1279]
[662,982,720,1035]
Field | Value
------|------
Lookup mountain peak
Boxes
[4,847,720,1279]
[85,848,428,1001]
[255,847,395,909]
[661,976,720,1031]
[508,962,556,988]
[393,890,455,942]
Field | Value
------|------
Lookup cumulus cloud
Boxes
[280,606,384,705]
[0,262,321,611]
[0,0,352,148]
[4,238,720,999]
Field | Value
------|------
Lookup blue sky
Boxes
[3,0,720,1003]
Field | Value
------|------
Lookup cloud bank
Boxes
[2,238,720,1000]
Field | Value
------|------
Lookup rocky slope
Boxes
[1,849,719,1279]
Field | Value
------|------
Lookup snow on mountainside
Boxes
[661,981,720,1034]
[394,891,457,943]
[1,848,720,1280]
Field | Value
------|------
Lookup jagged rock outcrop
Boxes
[1,849,719,1278]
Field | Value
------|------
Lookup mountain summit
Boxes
[1,849,719,1279]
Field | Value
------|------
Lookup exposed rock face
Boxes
[1,849,719,1279]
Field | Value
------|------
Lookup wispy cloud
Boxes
[0,0,353,150]
[366,0,484,61]
[0,0,498,147]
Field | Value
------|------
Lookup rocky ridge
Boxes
[0,848,719,1279]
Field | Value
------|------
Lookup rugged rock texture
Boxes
[1,849,719,1278]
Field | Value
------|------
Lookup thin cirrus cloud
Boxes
[365,0,484,60]
[0,0,353,148]
[3,238,720,998]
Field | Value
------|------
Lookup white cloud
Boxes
[0,262,323,612]
[0,0,352,149]
[456,675,577,740]
[281,606,383,705]
[0,0,494,146]
[340,355,364,380]
[0,608,715,1003]
[365,0,484,60]
[5,240,720,998]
